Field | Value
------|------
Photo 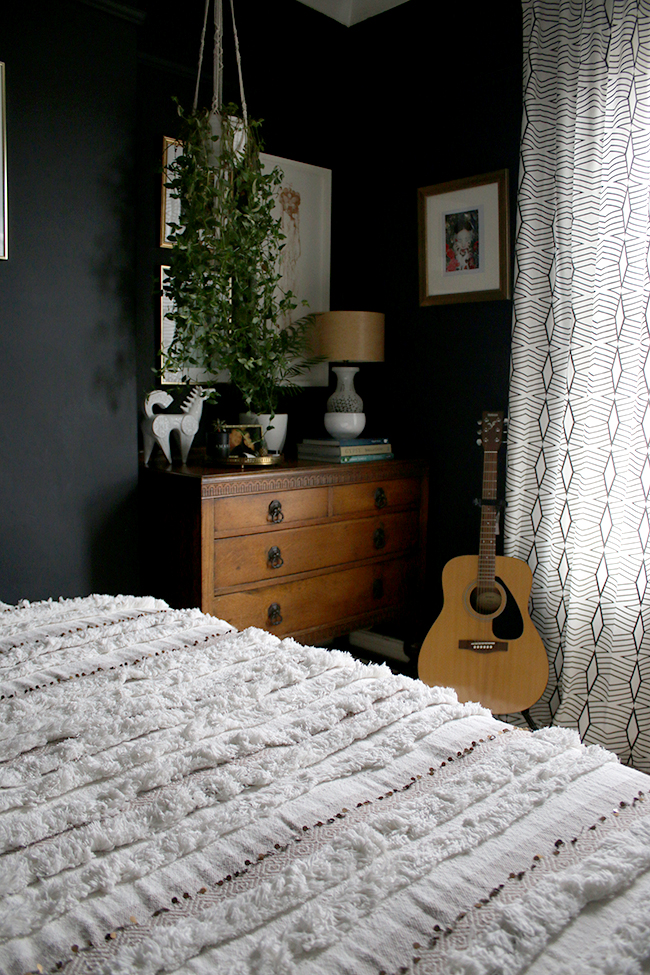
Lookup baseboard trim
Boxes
[348,629,410,663]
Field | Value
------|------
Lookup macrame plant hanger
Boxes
[193,0,248,138]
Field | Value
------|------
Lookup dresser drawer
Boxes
[213,510,420,589]
[213,487,329,533]
[331,477,422,517]
[140,457,429,642]
[210,557,416,637]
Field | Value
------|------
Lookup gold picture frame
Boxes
[417,170,510,305]
[222,425,282,465]
[160,136,182,249]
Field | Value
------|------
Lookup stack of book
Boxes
[297,437,393,463]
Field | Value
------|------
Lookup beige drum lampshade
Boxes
[315,311,385,362]
[314,312,385,441]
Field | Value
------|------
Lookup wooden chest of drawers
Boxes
[139,457,429,645]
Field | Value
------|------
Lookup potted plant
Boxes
[161,104,320,447]
[206,417,230,461]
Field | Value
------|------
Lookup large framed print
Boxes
[160,136,182,248]
[159,149,332,386]
[260,152,331,386]
[0,63,7,260]
[417,170,510,305]
[159,266,226,386]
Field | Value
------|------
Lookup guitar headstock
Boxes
[478,411,505,451]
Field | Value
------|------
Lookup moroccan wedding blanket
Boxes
[1,594,650,975]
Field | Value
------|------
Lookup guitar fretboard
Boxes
[478,450,498,590]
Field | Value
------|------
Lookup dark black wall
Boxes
[0,0,522,613]
[0,0,140,603]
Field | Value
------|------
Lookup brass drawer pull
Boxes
[373,525,386,549]
[372,578,384,599]
[267,500,284,523]
[267,545,284,569]
[268,603,283,625]
[374,487,388,509]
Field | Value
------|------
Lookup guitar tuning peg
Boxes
[503,417,509,426]
[476,438,483,446]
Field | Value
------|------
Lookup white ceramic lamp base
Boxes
[324,366,366,440]
[324,412,366,439]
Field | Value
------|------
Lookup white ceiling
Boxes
[294,0,411,27]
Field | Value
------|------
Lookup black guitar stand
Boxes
[473,497,507,510]
[521,709,539,730]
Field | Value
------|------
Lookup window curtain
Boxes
[505,0,650,771]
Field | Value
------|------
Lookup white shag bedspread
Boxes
[1,596,650,975]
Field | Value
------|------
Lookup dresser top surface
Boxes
[142,455,427,478]
[140,455,429,495]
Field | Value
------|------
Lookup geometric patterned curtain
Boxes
[504,0,650,772]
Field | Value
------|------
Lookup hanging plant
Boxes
[161,103,320,418]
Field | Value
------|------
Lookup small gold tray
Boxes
[224,454,283,466]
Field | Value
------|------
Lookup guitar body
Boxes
[418,554,548,713]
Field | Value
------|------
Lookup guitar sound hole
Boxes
[491,577,525,640]
[470,587,503,615]
[468,579,525,640]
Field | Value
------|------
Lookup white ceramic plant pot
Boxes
[209,112,247,165]
[258,413,288,454]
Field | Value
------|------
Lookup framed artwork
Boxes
[160,136,182,248]
[159,148,332,386]
[225,424,264,456]
[417,170,510,305]
[159,266,226,386]
[260,152,331,387]
[0,63,7,261]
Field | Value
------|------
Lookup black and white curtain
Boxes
[505,0,650,770]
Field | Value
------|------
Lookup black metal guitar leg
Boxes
[521,708,538,730]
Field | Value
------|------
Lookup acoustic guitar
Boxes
[418,411,548,714]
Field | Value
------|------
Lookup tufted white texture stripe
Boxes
[0,595,649,974]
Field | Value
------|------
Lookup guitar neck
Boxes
[478,449,498,587]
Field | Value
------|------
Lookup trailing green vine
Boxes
[161,103,320,417]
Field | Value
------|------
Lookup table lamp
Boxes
[315,311,385,439]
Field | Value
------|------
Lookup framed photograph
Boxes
[219,424,284,465]
[160,136,182,248]
[417,170,510,305]
[225,424,264,457]
[0,63,7,261]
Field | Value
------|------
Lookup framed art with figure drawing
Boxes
[418,170,510,305]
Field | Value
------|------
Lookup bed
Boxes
[1,594,649,975]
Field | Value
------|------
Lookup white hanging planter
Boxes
[208,110,247,165]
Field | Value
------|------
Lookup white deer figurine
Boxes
[141,387,206,465]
